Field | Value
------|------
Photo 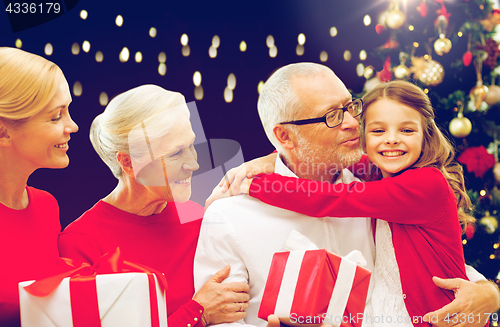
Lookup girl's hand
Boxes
[218,152,277,193]
[205,178,251,210]
[193,265,250,326]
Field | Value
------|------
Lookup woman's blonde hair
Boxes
[361,80,475,230]
[0,47,64,125]
[90,84,189,179]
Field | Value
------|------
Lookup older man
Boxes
[194,63,499,327]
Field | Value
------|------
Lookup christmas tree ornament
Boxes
[386,3,405,30]
[494,162,500,183]
[394,64,409,79]
[469,82,489,110]
[375,24,385,34]
[485,85,500,105]
[465,224,475,240]
[434,35,452,56]
[476,38,499,69]
[479,212,498,234]
[409,55,444,86]
[462,51,473,66]
[377,56,392,82]
[463,34,473,67]
[417,0,427,17]
[449,102,472,138]
[480,10,500,32]
[458,145,496,178]
[363,66,375,79]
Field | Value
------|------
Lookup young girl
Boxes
[0,47,78,326]
[222,80,475,326]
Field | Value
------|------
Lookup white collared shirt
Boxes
[194,156,376,327]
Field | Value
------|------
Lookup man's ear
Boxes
[272,124,296,150]
[116,152,135,178]
[0,121,13,147]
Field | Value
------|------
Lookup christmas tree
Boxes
[364,0,500,310]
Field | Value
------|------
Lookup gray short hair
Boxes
[257,62,332,152]
[90,85,189,179]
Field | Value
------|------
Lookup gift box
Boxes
[18,248,168,327]
[258,249,371,327]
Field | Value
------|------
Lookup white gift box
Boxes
[19,272,167,327]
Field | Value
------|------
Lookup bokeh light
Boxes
[44,43,53,56]
[73,81,82,96]
[115,15,123,27]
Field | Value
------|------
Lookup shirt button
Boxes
[194,318,198,322]
[403,294,406,299]
[199,310,203,313]
[188,324,191,327]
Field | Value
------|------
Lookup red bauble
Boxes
[463,51,473,67]
[457,146,496,178]
[465,224,475,240]
[375,24,385,35]
[417,1,428,17]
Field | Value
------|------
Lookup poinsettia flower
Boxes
[457,146,496,178]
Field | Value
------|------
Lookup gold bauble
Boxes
[394,64,410,79]
[494,162,500,183]
[449,113,472,138]
[470,83,489,110]
[410,57,444,86]
[386,9,406,30]
[479,212,498,234]
[434,36,452,56]
[485,85,500,105]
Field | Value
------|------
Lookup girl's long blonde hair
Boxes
[361,80,475,230]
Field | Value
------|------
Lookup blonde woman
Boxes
[0,47,78,326]
[58,85,250,327]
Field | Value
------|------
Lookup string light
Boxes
[480,190,487,196]
[80,10,88,20]
[209,46,217,58]
[71,43,80,55]
[409,25,414,31]
[298,33,306,45]
[182,45,190,57]
[330,27,337,37]
[227,73,236,90]
[224,87,233,103]
[95,51,103,62]
[195,86,204,100]
[181,34,189,46]
[135,52,142,63]
[343,50,351,61]
[356,63,365,77]
[266,35,274,48]
[73,81,82,96]
[115,15,123,27]
[193,71,202,87]
[494,243,500,249]
[363,15,371,26]
[462,239,467,245]
[158,52,166,63]
[212,35,220,48]
[269,45,277,58]
[119,47,130,62]
[458,31,463,37]
[158,63,167,76]
[44,43,53,56]
[296,45,304,56]
[15,39,22,48]
[82,41,91,53]
[320,51,328,62]
[99,92,108,106]
[240,41,247,52]
[359,50,367,61]
[149,27,157,38]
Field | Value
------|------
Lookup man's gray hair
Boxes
[257,62,332,152]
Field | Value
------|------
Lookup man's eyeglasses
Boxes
[279,99,363,129]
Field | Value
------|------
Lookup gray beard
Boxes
[294,135,362,182]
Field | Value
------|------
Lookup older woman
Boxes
[0,47,78,326]
[58,85,249,327]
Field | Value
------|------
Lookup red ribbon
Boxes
[23,248,167,327]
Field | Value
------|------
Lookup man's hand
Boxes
[193,265,250,326]
[423,277,500,327]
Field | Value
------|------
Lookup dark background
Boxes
[1,0,422,227]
